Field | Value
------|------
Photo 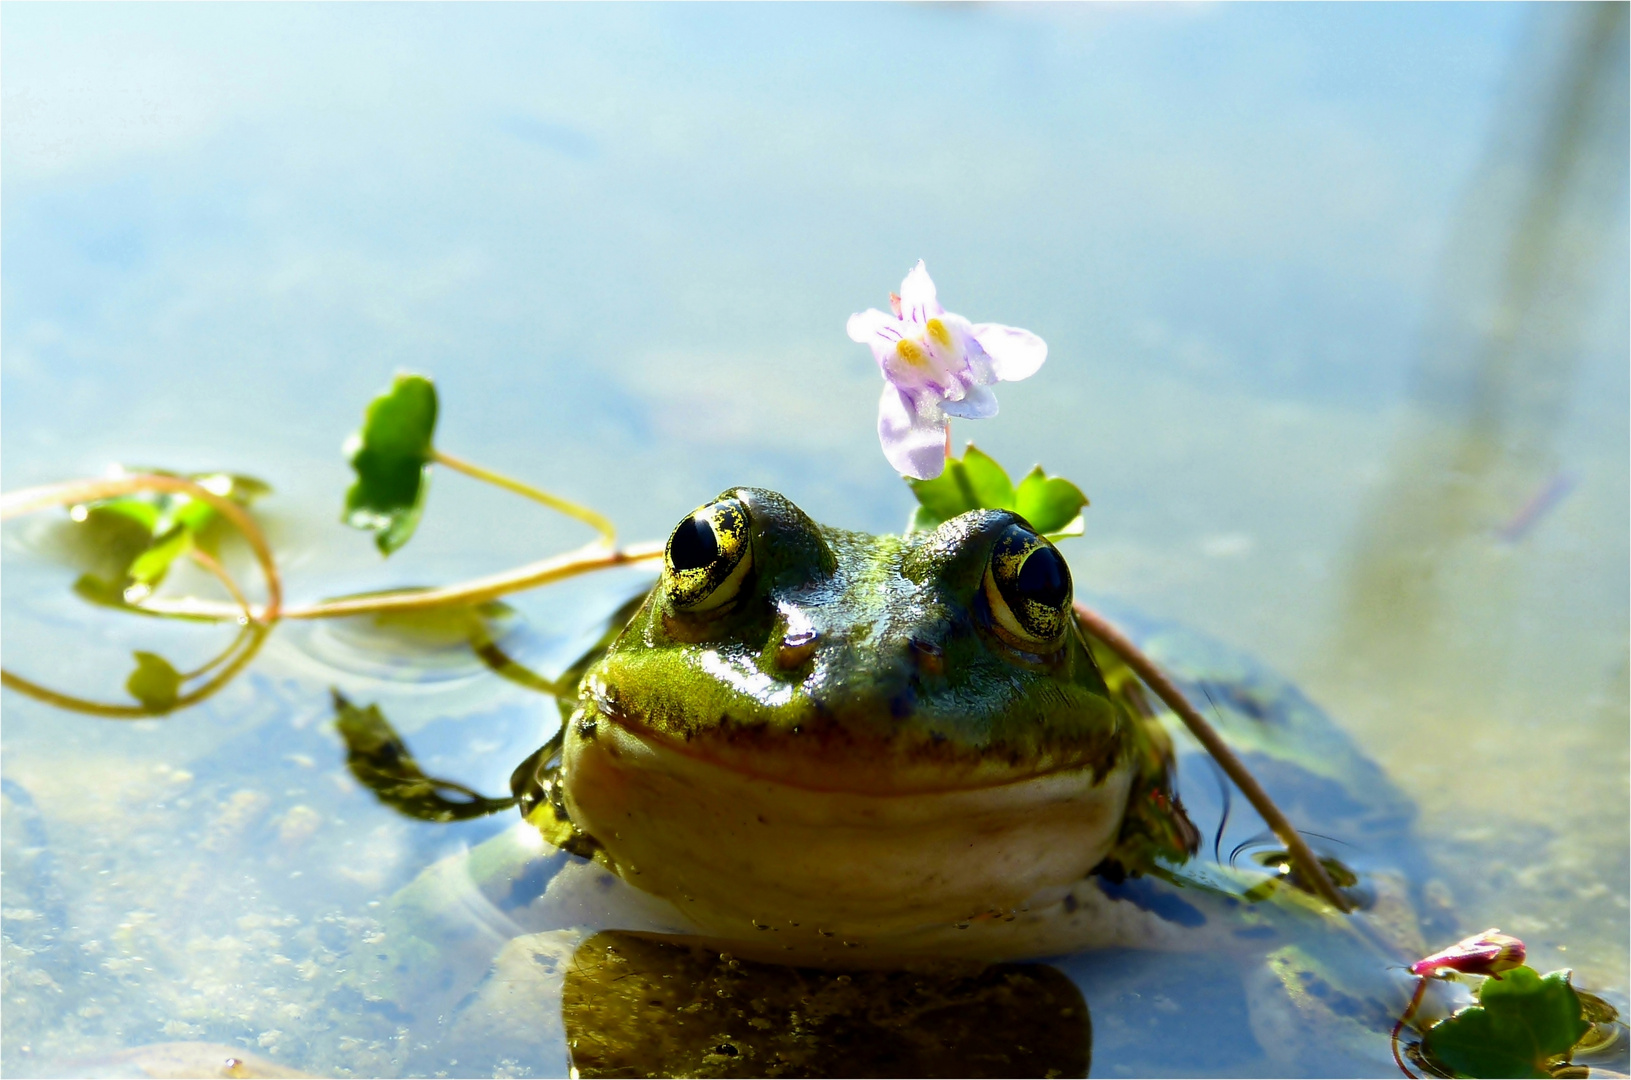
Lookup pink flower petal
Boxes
[897,260,943,324]
[878,384,948,479]
[971,322,1047,381]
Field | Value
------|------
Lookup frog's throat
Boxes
[561,712,1135,952]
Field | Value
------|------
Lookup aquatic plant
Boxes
[1391,930,1616,1079]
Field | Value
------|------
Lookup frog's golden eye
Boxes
[983,524,1072,650]
[665,498,753,614]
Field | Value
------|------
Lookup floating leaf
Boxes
[1422,967,1592,1079]
[906,444,1088,541]
[125,652,182,713]
[67,470,271,598]
[126,526,194,592]
[342,374,439,555]
[331,690,512,822]
[73,573,136,611]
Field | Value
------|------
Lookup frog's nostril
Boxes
[909,638,945,677]
[775,629,819,670]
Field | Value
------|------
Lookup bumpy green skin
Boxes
[566,487,1194,859]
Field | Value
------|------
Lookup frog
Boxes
[360,487,1455,1074]
[518,486,1206,965]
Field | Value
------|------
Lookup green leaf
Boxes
[906,444,1089,541]
[906,444,1015,531]
[332,690,513,822]
[84,469,267,534]
[73,574,135,611]
[126,651,182,713]
[95,499,163,532]
[1422,967,1593,1079]
[1014,466,1089,539]
[955,445,1017,509]
[126,526,194,590]
[66,470,271,596]
[343,374,439,555]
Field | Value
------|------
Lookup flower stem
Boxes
[0,474,283,622]
[134,540,666,622]
[1391,976,1429,1078]
[1073,602,1355,914]
[432,449,617,546]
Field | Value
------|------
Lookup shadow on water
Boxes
[560,932,1091,1079]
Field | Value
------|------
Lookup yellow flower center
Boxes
[925,318,953,350]
[895,339,929,366]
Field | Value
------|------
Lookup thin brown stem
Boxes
[185,546,253,623]
[1392,976,1429,1078]
[1,622,269,719]
[1,475,282,622]
[133,540,666,622]
[177,620,257,679]
[433,449,617,545]
[1074,602,1354,914]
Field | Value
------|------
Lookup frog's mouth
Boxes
[576,687,1128,798]
[560,702,1135,954]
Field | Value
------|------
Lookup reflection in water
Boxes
[331,691,517,822]
[301,599,527,684]
[1336,3,1628,682]
[561,931,1090,1079]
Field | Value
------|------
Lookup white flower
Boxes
[847,261,1046,479]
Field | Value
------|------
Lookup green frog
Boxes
[367,487,1450,1074]
[523,486,1205,965]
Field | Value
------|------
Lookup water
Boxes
[4,4,1626,1076]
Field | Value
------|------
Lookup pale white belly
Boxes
[557,717,1214,965]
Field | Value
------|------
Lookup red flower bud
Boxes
[1409,928,1526,979]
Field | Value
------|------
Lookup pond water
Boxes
[3,4,1627,1077]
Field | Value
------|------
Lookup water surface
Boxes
[4,5,1626,1076]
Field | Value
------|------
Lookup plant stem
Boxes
[468,625,565,696]
[178,620,257,679]
[135,540,666,622]
[433,449,617,546]
[1391,976,1428,1079]
[0,474,283,622]
[0,622,269,718]
[186,547,253,623]
[1073,602,1354,914]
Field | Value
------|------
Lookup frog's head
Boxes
[559,488,1150,961]
[581,486,1124,792]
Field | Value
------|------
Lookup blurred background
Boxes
[3,2,1626,1072]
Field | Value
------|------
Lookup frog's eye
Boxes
[983,524,1072,650]
[665,498,754,614]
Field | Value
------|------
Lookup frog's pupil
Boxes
[1015,546,1069,608]
[671,516,718,571]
